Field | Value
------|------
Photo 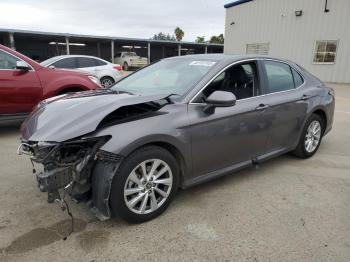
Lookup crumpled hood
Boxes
[21,90,169,142]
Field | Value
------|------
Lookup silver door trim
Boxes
[189,58,305,105]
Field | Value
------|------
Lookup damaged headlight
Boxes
[19,136,110,165]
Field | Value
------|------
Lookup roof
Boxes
[165,53,283,63]
[224,0,253,9]
[0,28,223,47]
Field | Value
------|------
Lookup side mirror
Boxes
[203,91,236,114]
[15,61,31,71]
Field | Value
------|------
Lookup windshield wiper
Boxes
[165,93,180,103]
[109,89,134,95]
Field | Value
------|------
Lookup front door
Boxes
[188,61,270,178]
[0,50,42,115]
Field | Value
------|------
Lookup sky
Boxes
[0,0,231,41]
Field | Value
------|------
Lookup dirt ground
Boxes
[0,84,349,262]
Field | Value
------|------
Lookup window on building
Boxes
[313,40,338,64]
[263,61,295,93]
[246,43,269,55]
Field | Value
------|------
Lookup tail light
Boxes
[113,65,123,71]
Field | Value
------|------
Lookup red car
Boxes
[0,44,101,122]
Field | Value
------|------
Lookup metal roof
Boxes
[0,28,223,47]
[224,0,254,9]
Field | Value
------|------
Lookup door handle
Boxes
[301,94,311,101]
[255,104,269,111]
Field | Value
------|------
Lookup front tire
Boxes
[293,114,324,158]
[110,146,179,223]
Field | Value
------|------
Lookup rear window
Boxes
[263,61,295,93]
[94,59,107,66]
[292,68,304,87]
[77,57,98,68]
[52,57,77,69]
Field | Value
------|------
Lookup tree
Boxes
[196,36,206,43]
[151,32,176,41]
[174,27,184,41]
[209,34,224,44]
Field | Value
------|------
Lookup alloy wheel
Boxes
[124,159,173,214]
[304,120,322,153]
[101,78,114,88]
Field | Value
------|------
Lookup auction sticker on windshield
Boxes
[189,61,216,67]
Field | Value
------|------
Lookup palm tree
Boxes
[174,27,184,41]
[196,36,206,43]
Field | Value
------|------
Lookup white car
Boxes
[114,52,148,71]
[41,55,124,88]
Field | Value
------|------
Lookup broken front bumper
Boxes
[17,136,122,220]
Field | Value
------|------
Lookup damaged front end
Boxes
[17,136,117,215]
[18,91,172,221]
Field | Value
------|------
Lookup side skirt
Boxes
[182,146,294,189]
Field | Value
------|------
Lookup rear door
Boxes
[76,57,100,73]
[0,49,42,115]
[259,60,308,155]
[51,57,77,69]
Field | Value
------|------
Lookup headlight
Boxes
[88,75,101,87]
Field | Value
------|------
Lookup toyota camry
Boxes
[18,54,335,222]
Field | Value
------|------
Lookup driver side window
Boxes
[0,50,20,70]
[195,62,260,102]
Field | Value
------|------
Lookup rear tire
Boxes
[293,114,324,158]
[100,76,115,88]
[110,146,179,223]
[123,62,129,71]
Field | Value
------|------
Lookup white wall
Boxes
[224,0,350,83]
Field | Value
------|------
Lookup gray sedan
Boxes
[19,54,335,223]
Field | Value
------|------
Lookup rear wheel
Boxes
[100,76,115,88]
[293,114,324,158]
[110,146,179,223]
[123,62,129,71]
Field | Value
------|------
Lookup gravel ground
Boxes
[0,83,349,262]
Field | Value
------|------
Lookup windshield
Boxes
[124,52,137,56]
[111,58,216,98]
[40,57,62,66]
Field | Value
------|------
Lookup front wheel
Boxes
[293,114,324,158]
[110,146,179,223]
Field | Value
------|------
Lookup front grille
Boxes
[95,150,121,162]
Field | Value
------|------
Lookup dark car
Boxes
[19,54,335,222]
[0,44,101,122]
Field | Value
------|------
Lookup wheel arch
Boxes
[120,139,189,188]
[311,108,327,132]
[57,85,88,95]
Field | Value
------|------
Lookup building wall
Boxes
[224,0,350,83]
